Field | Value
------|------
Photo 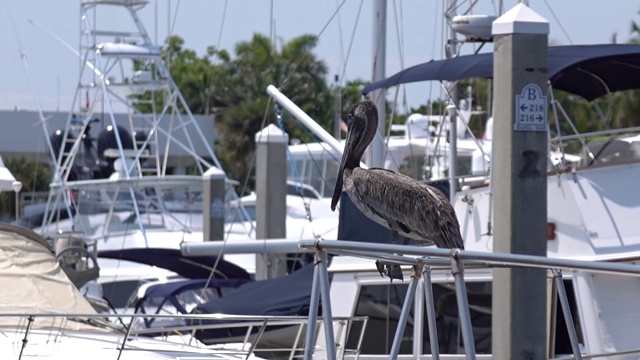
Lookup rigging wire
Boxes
[316,0,349,40]
[169,0,182,40]
[335,0,347,71]
[274,108,325,244]
[197,96,274,302]
[215,0,229,54]
[338,0,364,88]
[543,0,573,45]
[204,0,229,114]
[197,0,354,290]
[277,0,349,91]
[276,0,364,208]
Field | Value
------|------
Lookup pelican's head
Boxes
[330,99,378,211]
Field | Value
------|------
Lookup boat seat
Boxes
[55,236,100,289]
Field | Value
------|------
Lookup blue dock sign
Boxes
[515,83,547,132]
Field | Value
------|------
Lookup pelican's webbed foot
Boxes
[375,260,386,276]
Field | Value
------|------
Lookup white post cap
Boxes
[203,166,226,178]
[255,123,289,144]
[492,3,549,36]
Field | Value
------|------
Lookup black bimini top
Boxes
[98,248,251,280]
[362,44,640,101]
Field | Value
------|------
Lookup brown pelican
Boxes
[331,99,464,280]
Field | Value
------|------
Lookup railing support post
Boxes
[552,269,583,360]
[390,262,423,359]
[423,264,441,359]
[451,250,476,359]
[304,245,336,360]
[304,248,322,359]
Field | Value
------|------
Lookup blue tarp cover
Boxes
[363,44,640,101]
[193,263,317,317]
[191,264,320,344]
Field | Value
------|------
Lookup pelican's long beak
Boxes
[331,132,351,211]
[331,99,375,211]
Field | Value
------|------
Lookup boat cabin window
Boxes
[423,154,473,181]
[346,281,492,355]
[397,155,426,179]
[289,158,339,198]
[226,204,255,223]
[102,280,147,309]
[346,279,583,356]
[552,279,584,356]
[287,146,477,198]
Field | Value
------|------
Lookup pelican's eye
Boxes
[347,113,353,126]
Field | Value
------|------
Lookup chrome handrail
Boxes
[299,239,640,360]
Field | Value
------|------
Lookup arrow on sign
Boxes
[536,115,543,121]
[520,104,527,111]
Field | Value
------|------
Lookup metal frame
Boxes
[299,239,640,359]
[2,312,367,360]
[38,0,243,245]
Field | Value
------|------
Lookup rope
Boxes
[275,105,304,198]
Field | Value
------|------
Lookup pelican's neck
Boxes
[342,99,379,170]
[344,123,374,170]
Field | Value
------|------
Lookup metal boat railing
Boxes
[0,312,367,360]
[298,239,640,360]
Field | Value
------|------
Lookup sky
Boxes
[0,0,638,113]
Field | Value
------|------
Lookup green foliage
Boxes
[0,157,51,221]
[165,33,339,191]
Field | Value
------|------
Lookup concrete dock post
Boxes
[255,124,288,280]
[491,4,549,359]
[203,166,226,241]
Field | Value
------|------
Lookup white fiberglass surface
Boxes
[567,164,640,254]
[591,273,640,353]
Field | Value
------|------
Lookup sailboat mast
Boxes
[369,0,386,168]
[446,0,458,203]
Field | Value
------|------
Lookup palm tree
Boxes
[607,10,640,130]
[212,34,334,191]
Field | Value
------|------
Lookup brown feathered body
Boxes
[344,167,463,248]
[331,99,463,249]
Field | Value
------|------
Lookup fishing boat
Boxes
[196,2,640,359]
[28,0,338,289]
[205,4,640,358]
[235,40,640,357]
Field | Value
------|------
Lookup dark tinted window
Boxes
[346,279,583,356]
[101,280,144,309]
[552,279,584,356]
[346,281,492,355]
